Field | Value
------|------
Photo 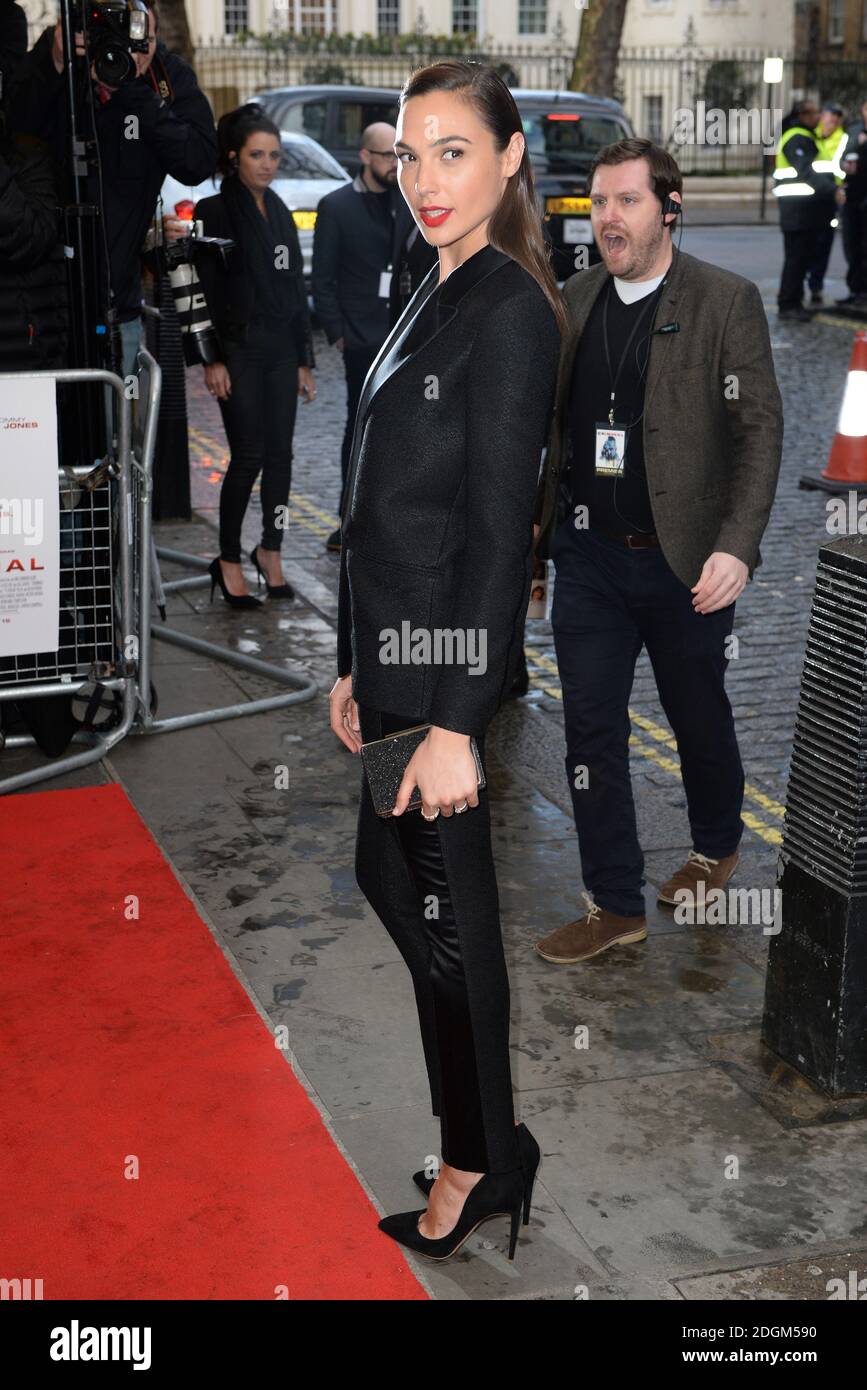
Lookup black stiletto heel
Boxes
[250,545,294,599]
[413,1122,541,1227]
[208,557,262,610]
[379,1167,525,1262]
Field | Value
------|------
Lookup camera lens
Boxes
[93,42,133,87]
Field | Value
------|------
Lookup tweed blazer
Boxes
[534,246,783,586]
[337,242,561,738]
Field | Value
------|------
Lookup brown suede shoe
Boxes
[657,849,740,906]
[535,892,647,964]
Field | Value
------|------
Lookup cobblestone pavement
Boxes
[6,225,863,1300]
[184,225,855,901]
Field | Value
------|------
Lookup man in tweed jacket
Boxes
[534,138,783,965]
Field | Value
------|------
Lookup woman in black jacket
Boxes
[195,104,316,607]
[329,62,564,1262]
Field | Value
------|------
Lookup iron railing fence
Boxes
[187,36,867,175]
[18,16,867,175]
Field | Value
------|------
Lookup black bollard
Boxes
[762,535,867,1096]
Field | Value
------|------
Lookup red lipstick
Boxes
[419,207,453,227]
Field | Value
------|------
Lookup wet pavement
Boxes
[6,225,867,1300]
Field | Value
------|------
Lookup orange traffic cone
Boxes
[802,331,867,491]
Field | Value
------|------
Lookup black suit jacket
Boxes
[336,243,561,738]
[195,185,314,366]
[312,176,403,351]
[534,247,783,585]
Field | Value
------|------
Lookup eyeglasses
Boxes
[365,148,399,160]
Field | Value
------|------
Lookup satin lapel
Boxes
[340,266,441,529]
[341,246,511,529]
[359,244,511,424]
[642,247,688,415]
[353,264,441,431]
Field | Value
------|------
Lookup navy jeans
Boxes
[550,521,745,916]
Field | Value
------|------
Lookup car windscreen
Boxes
[519,108,627,169]
[278,140,346,181]
[336,100,399,144]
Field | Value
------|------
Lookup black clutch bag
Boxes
[360,722,486,817]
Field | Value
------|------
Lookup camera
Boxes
[74,0,150,87]
[159,216,234,366]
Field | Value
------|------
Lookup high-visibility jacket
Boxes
[813,124,849,184]
[773,125,835,230]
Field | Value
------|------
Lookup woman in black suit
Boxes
[329,62,564,1262]
[195,104,316,607]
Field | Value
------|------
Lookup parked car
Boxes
[512,89,634,280]
[252,85,400,177]
[158,130,350,282]
[251,85,634,281]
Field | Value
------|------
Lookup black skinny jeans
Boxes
[355,704,520,1176]
[217,317,299,563]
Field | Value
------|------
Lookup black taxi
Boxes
[512,89,634,282]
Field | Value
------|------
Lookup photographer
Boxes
[0,107,73,754]
[0,127,67,369]
[0,0,27,105]
[6,0,216,375]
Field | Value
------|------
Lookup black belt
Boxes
[595,528,660,549]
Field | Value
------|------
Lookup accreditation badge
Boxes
[595,423,627,477]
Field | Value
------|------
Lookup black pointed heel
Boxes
[208,557,262,610]
[413,1123,541,1227]
[250,545,294,599]
[379,1167,525,1262]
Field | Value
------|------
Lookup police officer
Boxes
[838,98,867,307]
[774,99,832,321]
[807,102,847,305]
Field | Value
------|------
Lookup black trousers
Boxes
[550,523,745,917]
[354,703,520,1175]
[338,344,379,517]
[217,318,299,563]
[843,195,867,294]
[807,224,835,293]
[778,227,819,310]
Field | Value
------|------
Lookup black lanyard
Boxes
[601,277,666,425]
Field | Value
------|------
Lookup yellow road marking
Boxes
[523,644,785,846]
[813,311,867,331]
[292,494,340,528]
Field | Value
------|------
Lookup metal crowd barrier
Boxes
[0,348,317,794]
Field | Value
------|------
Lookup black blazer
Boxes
[311,177,395,351]
[195,182,315,366]
[337,243,561,739]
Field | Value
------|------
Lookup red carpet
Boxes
[0,784,427,1300]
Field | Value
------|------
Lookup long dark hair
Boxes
[216,102,281,179]
[400,62,566,336]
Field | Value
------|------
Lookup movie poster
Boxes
[0,377,60,658]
